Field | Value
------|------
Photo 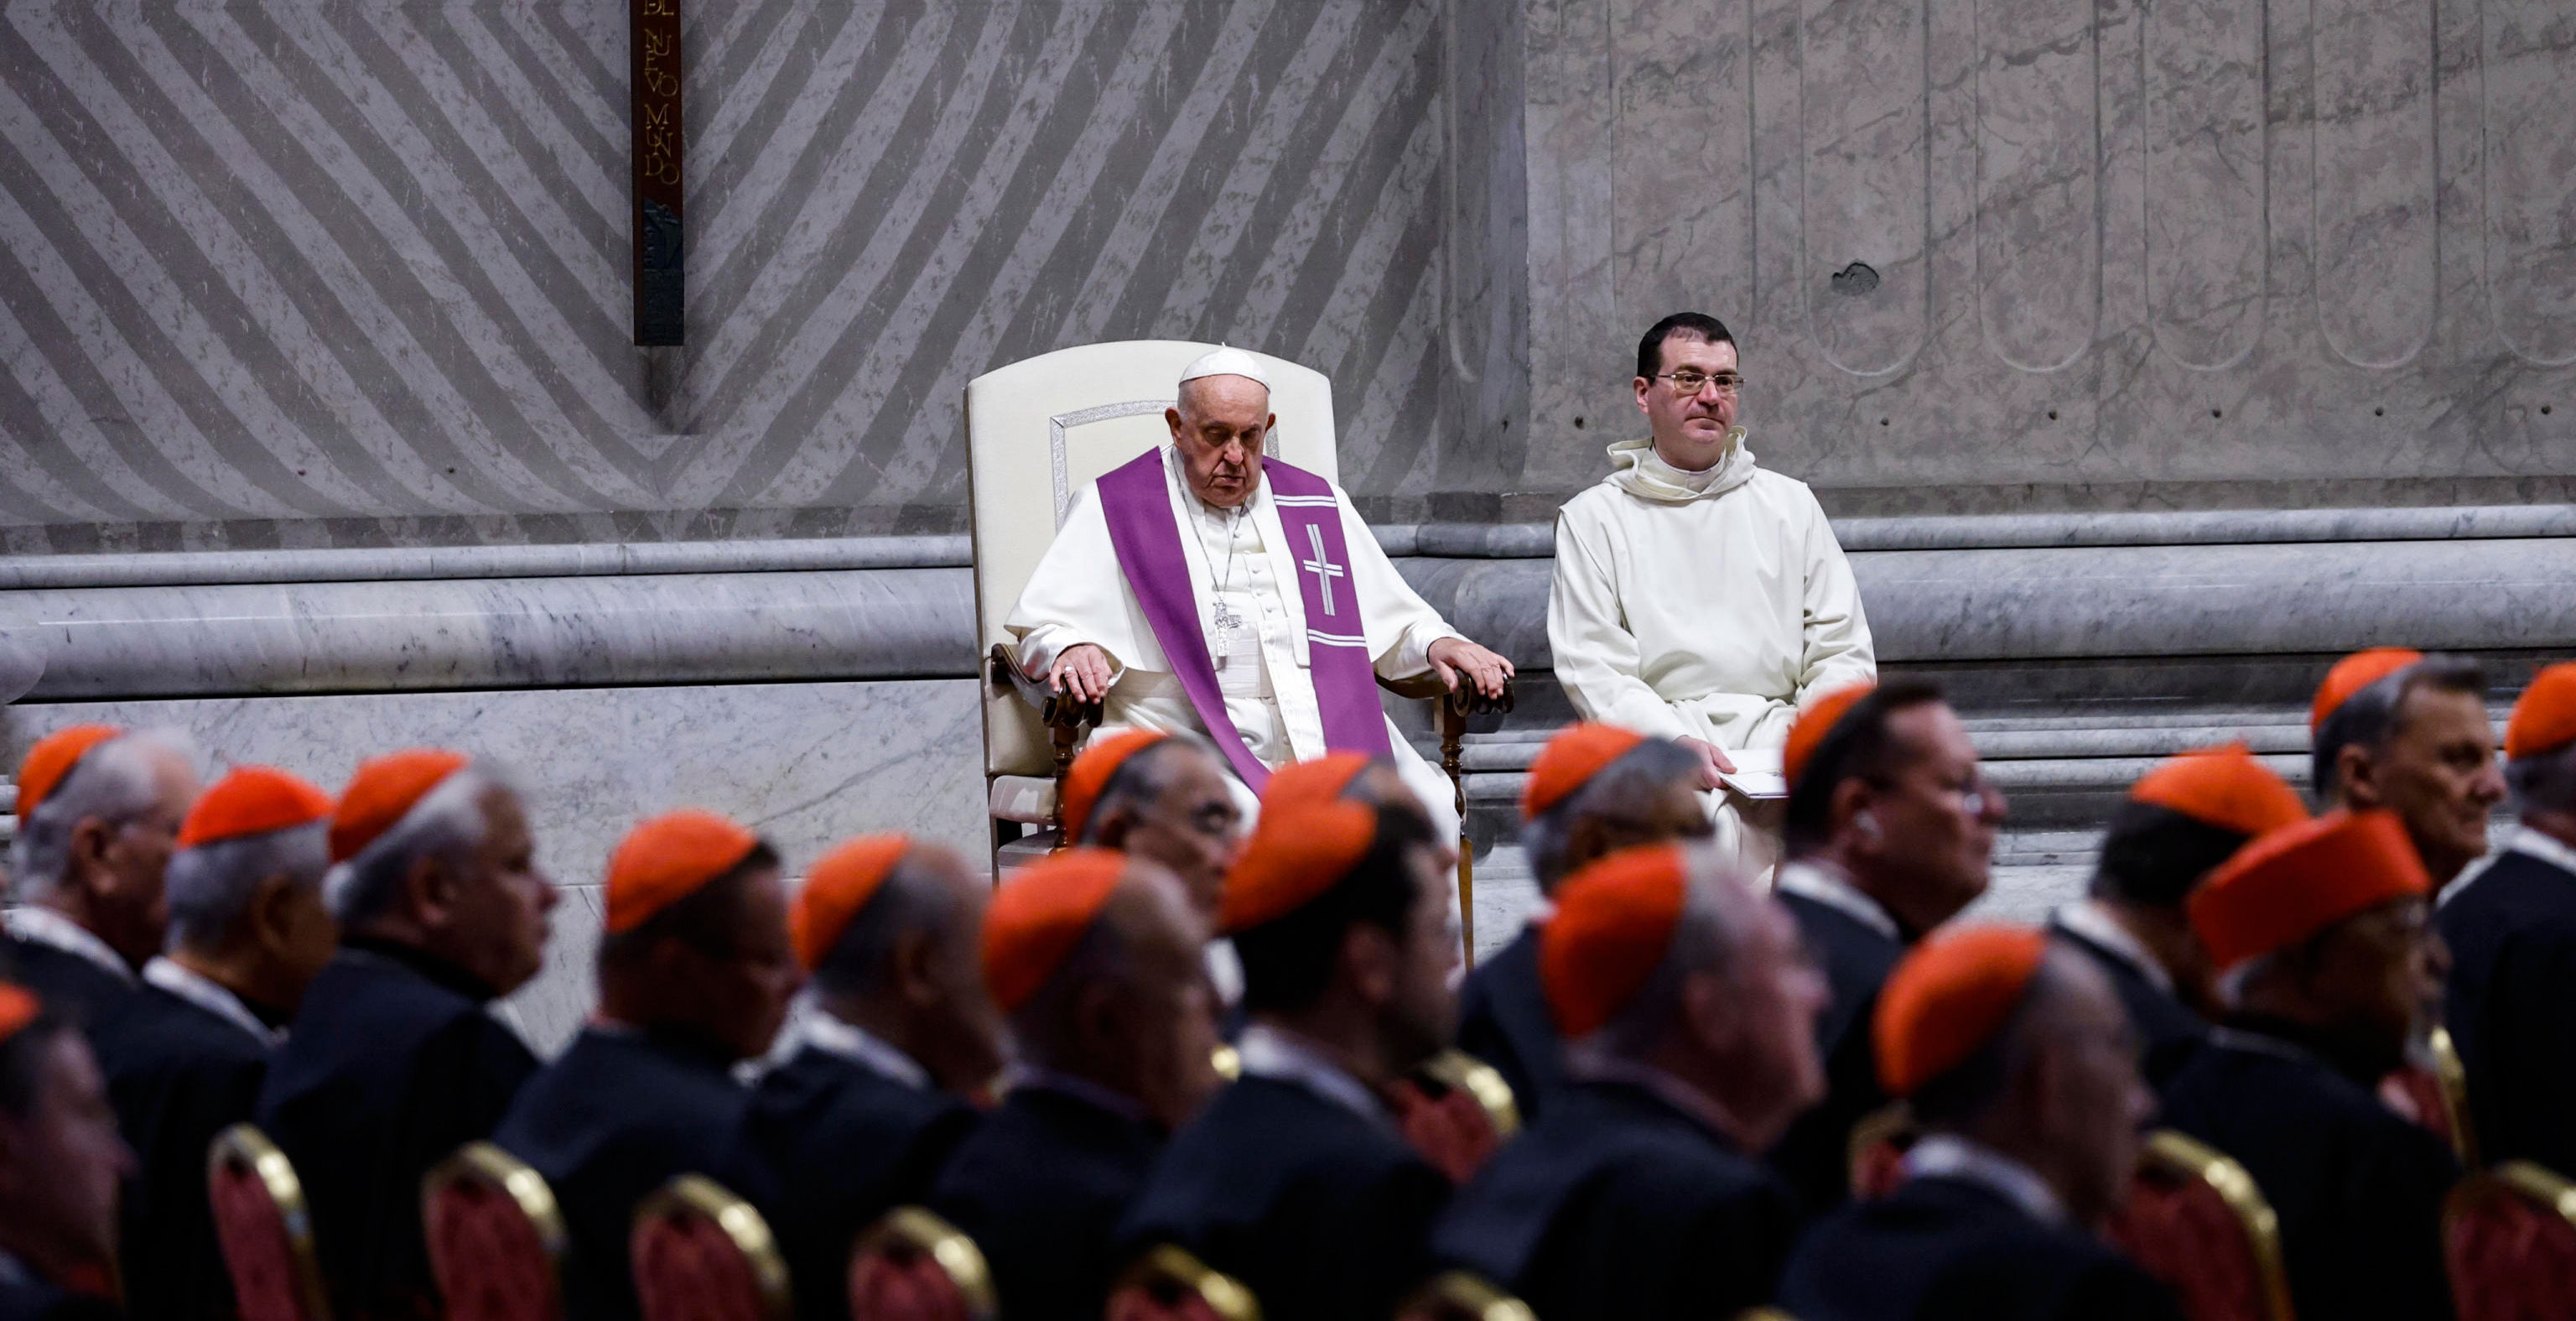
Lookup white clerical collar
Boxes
[0,1249,31,1289]
[1635,445,1725,492]
[1904,1133,2069,1226]
[797,1011,932,1090]
[3,907,135,984]
[2506,824,2576,880]
[143,957,280,1048]
[1204,939,1244,1010]
[1775,860,1899,941]
[2050,901,2173,994]
[1235,1023,1391,1127]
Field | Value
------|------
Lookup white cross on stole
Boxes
[1300,523,1347,616]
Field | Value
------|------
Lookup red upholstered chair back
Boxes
[205,1123,333,1321]
[1105,1246,1261,1321]
[422,1142,567,1321]
[845,1207,995,1321]
[1393,1051,1523,1183]
[1846,1102,1919,1201]
[1392,1271,1537,1321]
[2444,1161,2576,1321]
[2104,1131,2293,1321]
[630,1175,792,1321]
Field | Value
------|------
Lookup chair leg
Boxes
[1441,698,1473,967]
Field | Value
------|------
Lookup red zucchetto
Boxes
[2309,648,2423,731]
[1874,925,2051,1098]
[1539,844,1691,1038]
[1060,731,1171,843]
[983,848,1129,1012]
[1265,752,1377,816]
[790,834,917,972]
[604,810,762,936]
[1784,684,1877,793]
[2187,811,2431,972]
[1521,725,1649,822]
[2506,663,2576,762]
[330,749,471,862]
[1218,801,1379,935]
[16,725,124,822]
[2127,743,2309,837]
[178,767,335,850]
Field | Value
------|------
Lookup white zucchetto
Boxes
[1178,345,1271,389]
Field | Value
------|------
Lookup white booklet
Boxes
[1716,746,1789,800]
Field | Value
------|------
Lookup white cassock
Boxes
[1008,444,1467,842]
[1547,431,1876,865]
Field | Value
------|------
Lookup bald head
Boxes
[1009,858,1221,1129]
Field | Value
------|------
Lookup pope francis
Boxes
[1006,347,1515,839]
[1547,314,1877,866]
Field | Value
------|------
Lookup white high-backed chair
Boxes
[963,341,1508,949]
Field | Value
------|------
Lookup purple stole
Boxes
[1095,449,1393,788]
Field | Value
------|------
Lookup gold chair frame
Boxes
[1395,1271,1537,1321]
[2134,1129,2296,1321]
[207,1122,334,1321]
[631,1173,794,1321]
[1412,1050,1523,1140]
[2428,1026,2480,1169]
[848,1206,997,1321]
[2444,1157,2576,1240]
[1112,1245,1262,1321]
[420,1142,568,1312]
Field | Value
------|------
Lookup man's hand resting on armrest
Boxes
[1675,736,1737,787]
[1042,643,1115,703]
[1426,637,1516,701]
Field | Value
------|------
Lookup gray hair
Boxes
[1521,738,1704,893]
[2215,949,2284,1010]
[11,729,201,902]
[2313,653,2486,798]
[2506,740,2576,818]
[1078,731,1221,845]
[325,762,508,927]
[810,850,971,1000]
[164,819,331,954]
[1565,849,1759,1065]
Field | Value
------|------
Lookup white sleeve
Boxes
[1005,482,1146,679]
[1545,502,1695,740]
[1794,488,1877,700]
[1337,485,1463,679]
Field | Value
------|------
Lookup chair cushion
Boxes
[1104,1285,1233,1321]
[2447,1188,2576,1321]
[847,1243,974,1321]
[989,776,1057,824]
[2107,1171,2272,1321]
[207,1159,312,1321]
[633,1213,767,1321]
[426,1179,560,1321]
[1390,1078,1504,1183]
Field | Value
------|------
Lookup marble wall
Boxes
[1496,0,2576,515]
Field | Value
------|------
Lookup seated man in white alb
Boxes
[1548,313,1875,870]
[1008,346,1514,840]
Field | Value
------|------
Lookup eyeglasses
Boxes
[1654,370,1743,397]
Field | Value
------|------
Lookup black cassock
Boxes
[2437,843,2576,1175]
[2158,1020,2461,1321]
[1117,1075,1450,1321]
[928,1081,1160,1321]
[1431,1076,1801,1320]
[1,936,138,1043]
[2045,919,2207,1091]
[256,940,538,1319]
[92,986,270,1321]
[1768,889,1904,1214]
[494,1027,775,1321]
[1452,928,1566,1122]
[741,1043,978,1321]
[1779,1174,2181,1321]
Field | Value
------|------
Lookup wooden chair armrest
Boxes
[1374,672,1517,720]
[989,644,1102,730]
